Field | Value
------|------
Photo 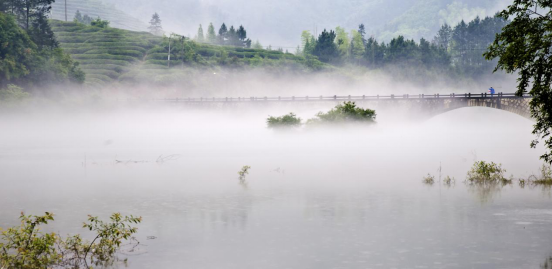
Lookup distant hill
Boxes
[50,21,313,87]
[50,0,147,32]
[101,0,509,46]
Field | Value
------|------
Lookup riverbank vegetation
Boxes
[0,212,141,269]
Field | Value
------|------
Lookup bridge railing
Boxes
[154,92,531,103]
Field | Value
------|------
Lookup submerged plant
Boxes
[238,166,251,181]
[267,113,302,128]
[465,161,512,204]
[423,174,435,185]
[307,101,376,125]
[0,212,141,269]
[531,164,552,185]
[443,176,456,187]
[466,161,510,185]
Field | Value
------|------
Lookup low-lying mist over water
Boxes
[1,102,550,268]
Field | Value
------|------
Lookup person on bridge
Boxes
[489,87,496,95]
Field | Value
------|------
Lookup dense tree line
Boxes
[203,23,251,48]
[299,15,508,75]
[0,0,84,88]
[435,15,509,76]
[300,27,450,70]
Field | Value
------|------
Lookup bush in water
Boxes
[267,113,302,128]
[307,101,376,125]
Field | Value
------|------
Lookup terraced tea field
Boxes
[51,20,315,87]
[51,20,161,87]
[51,0,147,32]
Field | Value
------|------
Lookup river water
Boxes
[0,105,550,268]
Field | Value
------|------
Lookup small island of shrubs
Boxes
[266,101,376,129]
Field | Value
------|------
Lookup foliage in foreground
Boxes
[0,212,141,269]
[308,102,376,125]
[484,1,552,164]
[0,5,85,89]
[267,113,302,128]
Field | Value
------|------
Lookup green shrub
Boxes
[466,161,511,185]
[0,212,141,268]
[90,18,110,28]
[308,101,377,124]
[267,113,302,128]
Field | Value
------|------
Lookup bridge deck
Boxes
[154,93,531,103]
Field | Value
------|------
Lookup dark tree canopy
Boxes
[484,0,552,163]
[313,29,339,63]
[0,3,84,87]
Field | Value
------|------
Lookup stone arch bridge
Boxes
[154,93,532,119]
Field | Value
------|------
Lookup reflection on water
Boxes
[0,107,551,268]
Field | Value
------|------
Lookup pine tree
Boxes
[74,10,83,23]
[207,23,216,44]
[148,12,163,36]
[358,24,366,45]
[218,23,228,45]
[433,23,452,51]
[197,24,204,42]
[237,25,247,42]
[313,29,339,63]
[228,25,239,46]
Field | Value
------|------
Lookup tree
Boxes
[237,25,247,41]
[0,11,84,88]
[358,23,366,45]
[484,1,552,163]
[73,10,83,23]
[148,12,163,36]
[0,11,36,84]
[227,25,239,46]
[207,23,216,44]
[196,24,204,42]
[313,29,339,63]
[433,23,452,51]
[335,26,349,58]
[218,23,228,45]
[301,30,314,55]
[27,6,58,49]
[364,37,385,68]
[350,30,365,62]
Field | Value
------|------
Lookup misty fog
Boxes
[1,97,549,268]
[3,0,552,267]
